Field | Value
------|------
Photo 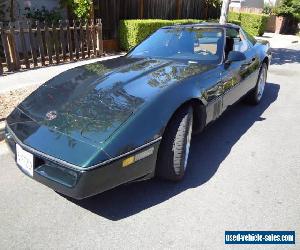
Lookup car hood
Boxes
[15,56,215,147]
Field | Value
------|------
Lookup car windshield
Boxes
[128,27,224,64]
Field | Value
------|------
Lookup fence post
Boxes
[8,21,20,70]
[28,21,38,67]
[96,19,103,56]
[36,21,45,66]
[91,19,97,57]
[44,21,53,64]
[86,19,91,58]
[52,22,60,64]
[18,21,30,69]
[79,20,85,59]
[66,20,73,61]
[59,20,67,62]
[0,22,13,72]
[73,20,80,60]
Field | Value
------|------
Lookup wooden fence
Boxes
[94,0,221,39]
[0,19,103,75]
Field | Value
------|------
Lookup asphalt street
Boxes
[0,43,299,250]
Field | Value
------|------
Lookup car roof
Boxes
[161,22,240,30]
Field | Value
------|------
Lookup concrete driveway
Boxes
[0,41,299,249]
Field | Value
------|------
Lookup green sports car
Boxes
[5,23,271,199]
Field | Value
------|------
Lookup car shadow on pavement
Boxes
[271,47,300,65]
[69,82,280,221]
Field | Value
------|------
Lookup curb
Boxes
[0,121,5,142]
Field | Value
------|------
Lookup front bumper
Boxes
[5,126,160,199]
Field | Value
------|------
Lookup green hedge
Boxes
[119,19,204,51]
[228,12,269,36]
[119,16,266,51]
[228,19,241,26]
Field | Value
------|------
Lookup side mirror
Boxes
[226,51,246,64]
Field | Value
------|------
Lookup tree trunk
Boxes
[220,0,231,24]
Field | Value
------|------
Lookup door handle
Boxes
[242,58,255,67]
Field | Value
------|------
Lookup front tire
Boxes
[156,105,193,181]
[246,63,268,105]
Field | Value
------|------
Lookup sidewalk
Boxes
[0,54,124,94]
[256,32,300,48]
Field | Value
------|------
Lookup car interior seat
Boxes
[225,37,234,59]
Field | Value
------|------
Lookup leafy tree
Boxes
[275,0,300,20]
[203,0,222,19]
[60,0,92,19]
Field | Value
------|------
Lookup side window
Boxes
[233,30,249,53]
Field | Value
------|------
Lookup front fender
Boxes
[97,78,206,162]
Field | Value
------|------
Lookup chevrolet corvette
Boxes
[5,23,271,199]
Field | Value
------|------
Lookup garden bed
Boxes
[0,85,38,120]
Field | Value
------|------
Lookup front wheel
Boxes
[246,63,268,105]
[156,105,193,181]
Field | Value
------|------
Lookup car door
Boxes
[203,65,226,123]
[221,28,259,111]
[239,29,260,92]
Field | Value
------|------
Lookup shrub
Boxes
[228,12,240,22]
[228,12,269,36]
[229,19,241,26]
[119,19,204,51]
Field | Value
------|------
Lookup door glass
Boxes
[233,30,249,53]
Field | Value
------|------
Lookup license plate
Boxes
[16,144,34,177]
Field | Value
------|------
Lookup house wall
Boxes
[0,0,66,22]
[21,0,61,12]
[19,0,67,19]
[241,0,264,9]
[230,0,264,9]
[230,0,242,8]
